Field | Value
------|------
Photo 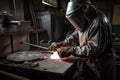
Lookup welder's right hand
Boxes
[48,42,62,51]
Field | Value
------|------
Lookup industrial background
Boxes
[0,0,120,80]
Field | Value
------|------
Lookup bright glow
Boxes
[50,51,60,59]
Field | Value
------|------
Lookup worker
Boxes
[49,0,116,80]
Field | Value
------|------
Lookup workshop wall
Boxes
[0,0,24,20]
[24,0,69,42]
[112,1,120,38]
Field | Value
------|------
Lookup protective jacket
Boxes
[63,5,115,80]
[64,10,112,58]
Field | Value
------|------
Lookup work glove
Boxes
[57,47,75,58]
[48,42,64,51]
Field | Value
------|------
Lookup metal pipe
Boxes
[0,70,30,80]
[13,0,17,20]
[20,42,48,50]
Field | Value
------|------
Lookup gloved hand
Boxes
[48,42,63,51]
[58,47,74,58]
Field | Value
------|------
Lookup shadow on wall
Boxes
[112,25,120,38]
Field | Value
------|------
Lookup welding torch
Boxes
[20,42,61,59]
[20,42,48,50]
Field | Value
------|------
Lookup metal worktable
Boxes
[0,52,81,80]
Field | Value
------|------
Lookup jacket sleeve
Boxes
[73,19,110,57]
[63,30,79,46]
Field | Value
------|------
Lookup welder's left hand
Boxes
[58,47,74,58]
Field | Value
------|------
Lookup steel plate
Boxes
[6,51,47,62]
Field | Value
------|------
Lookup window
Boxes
[42,0,58,8]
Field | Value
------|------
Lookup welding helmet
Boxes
[66,0,88,31]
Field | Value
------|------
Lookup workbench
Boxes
[0,53,82,80]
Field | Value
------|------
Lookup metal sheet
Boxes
[6,51,48,62]
[34,59,74,74]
